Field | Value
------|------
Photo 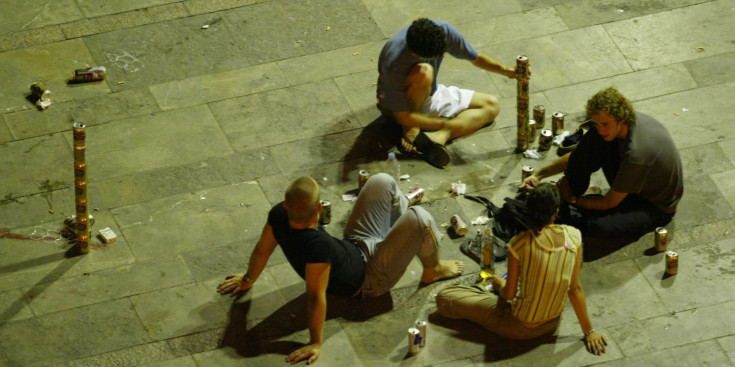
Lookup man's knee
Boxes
[365,172,395,189]
[406,63,434,89]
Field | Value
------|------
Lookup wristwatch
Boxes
[243,274,255,284]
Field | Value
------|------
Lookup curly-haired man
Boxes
[377,18,518,167]
[519,87,683,242]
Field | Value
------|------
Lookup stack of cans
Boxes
[515,56,530,152]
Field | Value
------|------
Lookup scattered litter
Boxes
[322,177,328,181]
[451,182,466,196]
[83,272,90,276]
[94,208,99,211]
[471,216,490,225]
[36,99,52,110]
[553,131,570,145]
[342,194,357,202]
[347,118,353,123]
[399,174,410,180]
[118,81,125,84]
[353,52,360,56]
[49,209,54,214]
[523,149,541,159]
[674,112,679,116]
[296,40,302,43]
[201,24,210,29]
[682,108,689,112]
[72,66,106,82]
[440,222,449,228]
[476,10,482,13]
[326,26,331,31]
[372,82,377,86]
[617,8,624,13]
[370,57,374,61]
[97,227,117,244]
[697,47,704,51]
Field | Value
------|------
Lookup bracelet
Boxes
[243,274,254,284]
[584,329,595,336]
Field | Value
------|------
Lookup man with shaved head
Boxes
[218,173,463,364]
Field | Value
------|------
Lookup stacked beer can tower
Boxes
[515,56,530,152]
[72,123,91,254]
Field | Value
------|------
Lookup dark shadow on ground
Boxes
[220,285,395,358]
[339,114,401,182]
[582,236,640,261]
[428,311,560,362]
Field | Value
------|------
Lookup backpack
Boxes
[463,195,534,244]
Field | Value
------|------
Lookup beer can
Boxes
[30,82,51,99]
[522,165,535,180]
[415,320,427,348]
[358,170,371,189]
[517,80,529,98]
[407,327,421,355]
[665,251,678,276]
[655,227,668,252]
[528,119,537,142]
[533,105,545,129]
[319,200,331,225]
[450,214,468,237]
[515,55,529,80]
[72,66,106,82]
[517,100,529,114]
[552,112,565,135]
[538,129,553,151]
[516,115,529,152]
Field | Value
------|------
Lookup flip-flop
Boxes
[397,135,419,156]
[413,132,452,168]
[460,236,482,265]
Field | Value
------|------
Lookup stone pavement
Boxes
[1,0,735,365]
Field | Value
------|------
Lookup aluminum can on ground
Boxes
[522,165,535,180]
[73,66,106,82]
[358,170,371,189]
[655,227,668,252]
[408,327,420,355]
[538,129,553,151]
[552,112,565,135]
[533,105,545,129]
[30,82,50,99]
[665,251,678,276]
[528,119,537,142]
[415,320,427,348]
[319,200,331,225]
[450,214,468,237]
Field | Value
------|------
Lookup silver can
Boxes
[450,214,468,237]
[528,119,537,142]
[358,170,371,189]
[319,200,331,225]
[408,327,420,355]
[552,112,565,135]
[533,104,545,129]
[538,129,553,151]
[522,165,535,180]
[655,227,668,252]
[415,320,427,348]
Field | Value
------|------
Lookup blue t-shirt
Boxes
[268,203,365,297]
[377,19,479,113]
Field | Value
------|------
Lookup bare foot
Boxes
[421,260,464,283]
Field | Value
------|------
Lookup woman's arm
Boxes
[568,246,607,355]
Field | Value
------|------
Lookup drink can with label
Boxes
[319,200,331,225]
[415,320,427,348]
[407,327,420,355]
[665,251,678,276]
[450,214,468,237]
[655,227,668,252]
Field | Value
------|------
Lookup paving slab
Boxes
[0,0,82,36]
[607,299,735,356]
[633,81,735,150]
[0,299,150,367]
[277,41,383,87]
[555,0,705,29]
[4,87,160,140]
[544,63,698,115]
[139,356,198,367]
[75,0,183,18]
[149,62,288,110]
[22,255,194,316]
[488,26,632,98]
[721,139,735,164]
[61,105,233,180]
[679,142,735,178]
[673,173,735,228]
[365,0,522,38]
[112,181,271,260]
[0,289,34,323]
[635,237,735,313]
[461,6,569,50]
[333,69,383,127]
[0,133,72,201]
[718,335,735,364]
[0,38,111,114]
[60,3,191,40]
[130,282,227,340]
[684,51,735,88]
[712,169,735,212]
[210,79,359,151]
[604,0,735,70]
[592,339,732,366]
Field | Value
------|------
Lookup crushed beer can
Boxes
[72,66,106,82]
[450,214,468,237]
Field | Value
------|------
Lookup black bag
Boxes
[464,195,534,244]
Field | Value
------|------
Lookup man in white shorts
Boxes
[377,18,521,167]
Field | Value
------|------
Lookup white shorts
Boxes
[420,84,475,118]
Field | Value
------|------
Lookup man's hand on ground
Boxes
[518,175,540,191]
[286,343,321,365]
[216,273,252,297]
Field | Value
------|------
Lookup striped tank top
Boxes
[507,224,580,323]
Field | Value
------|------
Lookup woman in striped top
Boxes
[435,183,607,355]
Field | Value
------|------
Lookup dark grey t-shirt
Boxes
[611,112,683,214]
[376,19,479,113]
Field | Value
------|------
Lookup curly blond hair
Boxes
[585,87,636,125]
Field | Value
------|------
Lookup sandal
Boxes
[413,132,452,168]
[557,120,593,156]
[397,135,419,156]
